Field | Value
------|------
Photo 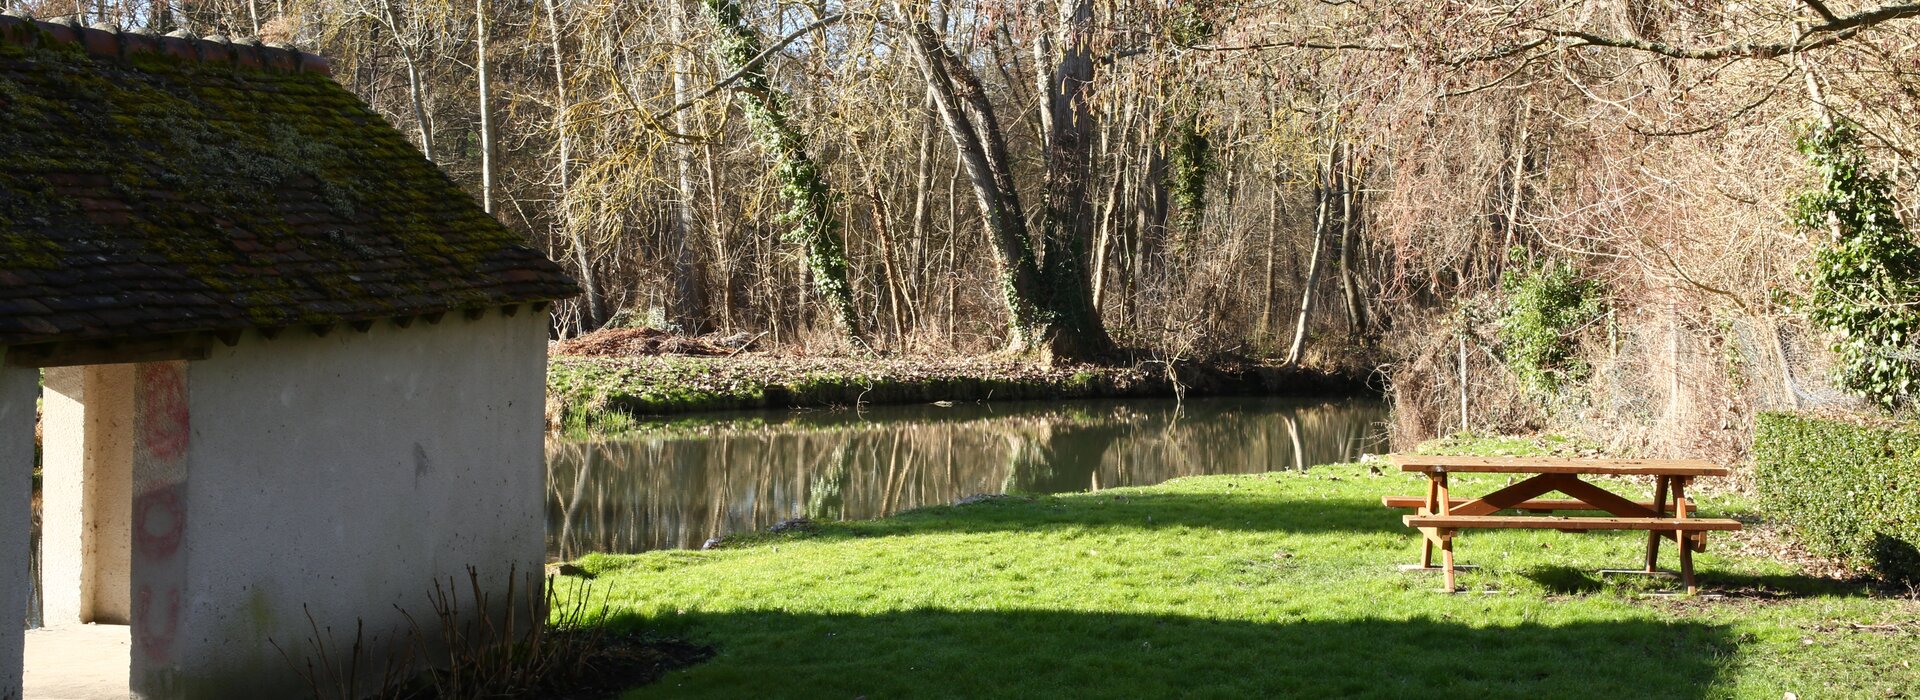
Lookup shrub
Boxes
[1497,256,1604,397]
[1754,411,1920,585]
[1791,120,1920,410]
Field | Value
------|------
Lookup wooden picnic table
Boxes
[1382,454,1741,594]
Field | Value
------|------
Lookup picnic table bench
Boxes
[1382,455,1742,594]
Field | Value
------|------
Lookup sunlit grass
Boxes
[559,443,1918,699]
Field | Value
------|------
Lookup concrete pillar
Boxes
[1,364,40,700]
[129,361,191,699]
[40,366,133,626]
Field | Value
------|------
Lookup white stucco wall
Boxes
[0,364,38,700]
[128,311,550,697]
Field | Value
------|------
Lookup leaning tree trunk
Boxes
[701,0,861,342]
[898,0,1113,361]
[899,14,1049,340]
[1286,138,1340,366]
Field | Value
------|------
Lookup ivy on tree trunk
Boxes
[701,0,862,342]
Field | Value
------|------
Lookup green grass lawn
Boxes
[559,437,1919,699]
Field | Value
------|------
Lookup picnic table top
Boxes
[1386,454,1729,477]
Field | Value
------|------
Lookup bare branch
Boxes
[652,11,851,122]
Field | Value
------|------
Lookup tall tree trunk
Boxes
[946,168,959,340]
[540,0,605,331]
[911,93,936,326]
[702,142,735,330]
[1259,182,1279,337]
[1336,144,1367,339]
[866,184,910,341]
[1034,0,1112,359]
[382,0,435,163]
[475,0,495,214]
[669,0,709,331]
[702,0,862,341]
[1286,139,1340,366]
[1091,87,1129,321]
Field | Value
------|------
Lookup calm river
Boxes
[545,396,1390,558]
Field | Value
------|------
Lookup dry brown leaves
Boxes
[551,328,756,358]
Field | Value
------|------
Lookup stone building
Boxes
[0,13,577,698]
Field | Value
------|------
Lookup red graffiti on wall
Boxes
[133,361,190,668]
[133,586,181,664]
[138,362,189,462]
[133,487,184,559]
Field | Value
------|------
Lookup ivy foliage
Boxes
[1167,120,1212,237]
[1497,255,1604,397]
[1163,1,1214,240]
[1791,121,1920,410]
[700,0,861,341]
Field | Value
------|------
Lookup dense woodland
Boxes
[16,0,1920,453]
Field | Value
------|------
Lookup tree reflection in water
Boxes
[546,397,1389,559]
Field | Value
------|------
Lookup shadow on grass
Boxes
[1708,570,1883,599]
[607,608,1735,699]
[819,491,1410,538]
[1526,565,1607,594]
[1514,564,1876,598]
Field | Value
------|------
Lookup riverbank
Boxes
[546,353,1370,434]
[558,436,1919,698]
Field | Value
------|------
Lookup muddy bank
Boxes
[547,354,1374,434]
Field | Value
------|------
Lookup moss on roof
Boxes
[0,18,577,346]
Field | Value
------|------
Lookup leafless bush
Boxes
[273,565,615,700]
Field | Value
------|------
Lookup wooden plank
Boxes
[1387,454,1727,477]
[1383,496,1662,512]
[1550,477,1660,518]
[1449,474,1567,516]
[1403,515,1742,531]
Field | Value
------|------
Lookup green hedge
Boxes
[1754,412,1920,584]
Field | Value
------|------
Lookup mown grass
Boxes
[559,437,1919,699]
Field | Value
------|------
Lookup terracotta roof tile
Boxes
[0,14,578,347]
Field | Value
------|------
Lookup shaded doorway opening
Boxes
[29,364,137,699]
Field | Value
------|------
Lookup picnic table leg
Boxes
[1678,530,1696,595]
[1421,476,1439,567]
[1673,478,1697,594]
[1645,476,1669,572]
[1436,472,1459,591]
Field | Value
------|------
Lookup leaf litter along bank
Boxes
[546,341,1370,433]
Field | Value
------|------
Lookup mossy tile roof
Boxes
[0,16,578,347]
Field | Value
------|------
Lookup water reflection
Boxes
[546,397,1389,558]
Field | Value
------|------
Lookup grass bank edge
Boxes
[545,354,1372,435]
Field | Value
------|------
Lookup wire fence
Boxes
[1392,309,1868,465]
